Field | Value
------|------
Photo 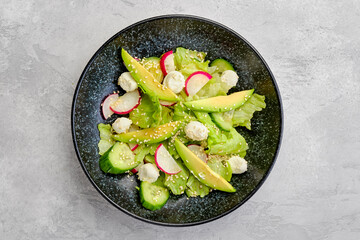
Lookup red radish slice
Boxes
[101,93,118,119]
[185,71,212,96]
[110,90,141,114]
[160,50,175,76]
[188,144,208,163]
[129,143,139,151]
[159,99,176,107]
[155,144,182,175]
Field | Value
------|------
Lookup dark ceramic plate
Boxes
[71,15,282,226]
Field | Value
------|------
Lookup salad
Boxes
[97,47,266,210]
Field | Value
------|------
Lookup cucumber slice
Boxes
[141,57,164,83]
[210,110,234,131]
[99,142,139,174]
[210,58,234,74]
[139,176,169,211]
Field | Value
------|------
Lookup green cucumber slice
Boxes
[210,110,234,131]
[99,142,139,174]
[139,176,169,211]
[210,58,234,74]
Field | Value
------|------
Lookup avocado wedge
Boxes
[113,121,182,144]
[174,138,236,192]
[121,49,179,102]
[184,89,254,112]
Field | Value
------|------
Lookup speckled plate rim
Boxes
[71,14,283,227]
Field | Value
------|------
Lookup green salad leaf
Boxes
[194,112,248,156]
[97,123,115,155]
[164,161,189,195]
[207,157,232,182]
[130,94,173,128]
[232,94,266,130]
[185,175,210,198]
[173,47,209,78]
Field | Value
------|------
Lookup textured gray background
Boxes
[1,0,359,239]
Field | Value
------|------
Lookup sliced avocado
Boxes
[174,138,236,192]
[210,58,234,74]
[183,89,254,113]
[141,57,164,83]
[113,121,182,144]
[121,49,179,102]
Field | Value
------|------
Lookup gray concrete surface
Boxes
[1,0,360,239]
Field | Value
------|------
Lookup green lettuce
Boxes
[196,75,228,98]
[194,112,248,156]
[129,94,173,128]
[173,102,196,122]
[232,94,266,130]
[185,175,210,198]
[97,123,115,155]
[173,47,209,78]
[207,158,232,182]
[164,161,189,195]
[133,144,150,164]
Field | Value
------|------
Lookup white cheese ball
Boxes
[137,163,159,183]
[184,121,209,141]
[112,117,132,134]
[227,156,248,174]
[221,70,239,89]
[118,72,138,92]
[163,71,185,94]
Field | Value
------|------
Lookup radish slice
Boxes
[185,71,212,96]
[129,144,139,151]
[187,144,208,163]
[155,144,182,175]
[110,90,141,114]
[159,99,176,107]
[101,93,118,119]
[160,50,175,76]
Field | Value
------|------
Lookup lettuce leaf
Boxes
[185,175,210,198]
[207,157,232,182]
[194,112,248,156]
[173,47,209,78]
[97,123,115,155]
[129,94,173,128]
[164,161,189,195]
[173,102,196,122]
[196,75,228,98]
[232,94,266,130]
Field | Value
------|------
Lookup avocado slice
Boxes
[113,121,182,144]
[121,49,179,102]
[174,138,236,192]
[183,89,254,112]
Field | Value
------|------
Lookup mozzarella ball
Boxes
[118,72,138,92]
[227,156,248,174]
[112,117,132,134]
[163,71,185,93]
[184,121,209,141]
[221,70,238,89]
[137,163,159,183]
